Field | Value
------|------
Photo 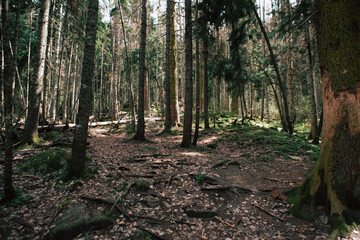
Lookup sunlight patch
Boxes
[203,136,218,144]
[181,152,205,157]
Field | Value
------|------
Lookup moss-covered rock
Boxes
[47,203,113,240]
[44,131,60,141]
[19,149,68,176]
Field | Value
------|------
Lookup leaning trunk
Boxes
[69,0,98,178]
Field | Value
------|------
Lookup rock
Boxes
[249,225,256,232]
[19,149,68,176]
[47,203,114,240]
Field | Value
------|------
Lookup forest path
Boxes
[1,123,332,239]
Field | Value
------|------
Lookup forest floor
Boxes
[0,116,359,239]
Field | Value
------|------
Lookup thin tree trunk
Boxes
[169,0,179,126]
[203,30,210,129]
[181,0,193,148]
[118,2,135,131]
[305,22,318,143]
[23,0,51,143]
[69,0,98,178]
[26,10,33,118]
[164,0,172,132]
[250,1,291,133]
[134,0,147,141]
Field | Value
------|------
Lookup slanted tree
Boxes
[181,0,193,148]
[69,0,99,178]
[2,0,16,201]
[286,0,360,238]
[134,0,147,141]
[23,0,51,143]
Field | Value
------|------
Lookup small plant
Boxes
[44,131,60,141]
[195,173,205,182]
[57,200,72,209]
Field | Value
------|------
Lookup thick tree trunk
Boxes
[287,1,360,238]
[134,0,147,141]
[181,0,193,148]
[193,0,200,146]
[23,0,51,143]
[2,0,15,201]
[69,0,98,178]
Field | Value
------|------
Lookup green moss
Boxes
[284,179,316,221]
[44,131,59,141]
[47,203,113,240]
[135,179,150,192]
[19,149,68,176]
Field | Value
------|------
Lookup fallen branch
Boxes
[214,216,235,228]
[251,202,284,221]
[124,174,155,178]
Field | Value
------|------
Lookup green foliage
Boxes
[195,173,205,182]
[6,192,33,208]
[19,149,69,176]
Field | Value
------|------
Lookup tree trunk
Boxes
[134,0,147,141]
[164,0,172,133]
[203,31,210,129]
[2,0,15,201]
[118,3,135,131]
[287,1,360,238]
[181,0,193,148]
[250,1,292,134]
[305,22,319,144]
[23,0,51,143]
[193,0,200,146]
[69,0,98,178]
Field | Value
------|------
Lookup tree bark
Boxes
[181,0,193,148]
[287,1,360,238]
[23,0,51,143]
[2,0,15,201]
[169,0,179,126]
[305,22,319,143]
[69,0,98,178]
[164,0,172,133]
[203,30,210,129]
[193,0,200,146]
[134,0,147,141]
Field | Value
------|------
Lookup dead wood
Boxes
[251,202,284,221]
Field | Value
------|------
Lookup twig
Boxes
[214,216,235,228]
[264,177,280,182]
[251,202,284,221]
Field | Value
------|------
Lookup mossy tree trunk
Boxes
[69,0,98,178]
[287,0,360,238]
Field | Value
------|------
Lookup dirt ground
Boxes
[0,121,353,239]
